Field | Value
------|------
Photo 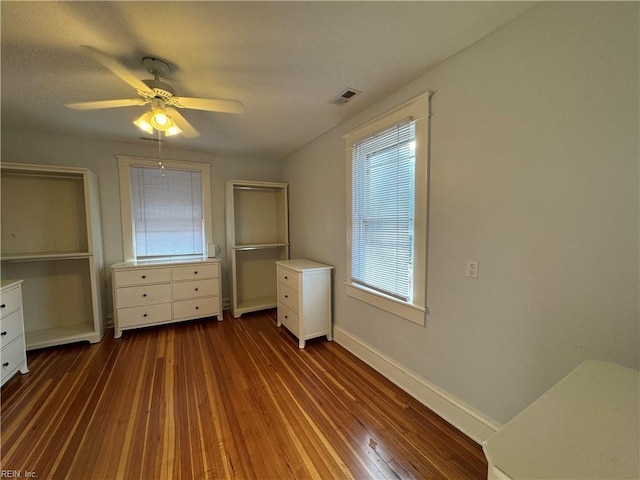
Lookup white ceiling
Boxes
[1,1,537,160]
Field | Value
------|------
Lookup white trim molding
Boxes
[333,326,501,444]
[344,92,431,326]
[116,155,213,262]
[345,282,426,325]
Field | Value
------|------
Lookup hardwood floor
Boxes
[1,310,487,479]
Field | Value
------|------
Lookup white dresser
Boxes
[1,280,28,386]
[112,258,222,338]
[276,259,333,348]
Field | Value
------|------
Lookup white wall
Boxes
[280,1,639,429]
[1,130,281,313]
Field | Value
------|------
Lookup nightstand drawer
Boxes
[173,297,218,320]
[116,303,172,328]
[0,287,22,319]
[277,267,299,291]
[116,284,172,308]
[114,268,171,287]
[1,335,26,384]
[172,264,218,281]
[0,309,24,349]
[172,279,219,301]
[277,303,299,336]
[277,283,299,312]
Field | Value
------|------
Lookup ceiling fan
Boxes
[66,46,244,138]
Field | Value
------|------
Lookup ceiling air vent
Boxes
[331,88,361,106]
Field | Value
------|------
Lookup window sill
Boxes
[345,282,425,326]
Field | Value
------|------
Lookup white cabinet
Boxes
[483,361,639,480]
[1,280,28,386]
[226,180,289,317]
[0,163,105,350]
[276,259,332,348]
[112,258,222,338]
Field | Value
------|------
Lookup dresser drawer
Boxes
[1,335,26,384]
[172,279,219,301]
[0,286,22,319]
[277,267,299,291]
[277,283,299,312]
[0,309,24,349]
[172,264,218,281]
[114,268,171,287]
[277,303,299,336]
[173,297,219,320]
[116,284,172,308]
[117,303,172,328]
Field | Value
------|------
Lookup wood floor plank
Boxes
[1,309,487,479]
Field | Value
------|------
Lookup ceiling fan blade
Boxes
[66,98,147,110]
[167,108,200,138]
[172,96,245,114]
[82,45,153,94]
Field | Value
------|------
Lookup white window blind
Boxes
[351,119,415,301]
[131,166,204,257]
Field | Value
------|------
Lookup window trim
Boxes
[344,92,431,325]
[117,155,213,262]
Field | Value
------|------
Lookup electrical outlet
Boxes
[466,260,479,279]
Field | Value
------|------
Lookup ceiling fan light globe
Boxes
[150,110,169,130]
[166,124,182,136]
[133,112,153,134]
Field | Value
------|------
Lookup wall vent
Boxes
[331,88,361,106]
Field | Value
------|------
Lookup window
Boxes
[118,156,213,261]
[345,93,431,325]
[352,120,415,301]
[131,167,203,257]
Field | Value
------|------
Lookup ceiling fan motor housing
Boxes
[140,79,176,100]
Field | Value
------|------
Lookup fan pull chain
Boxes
[157,130,165,176]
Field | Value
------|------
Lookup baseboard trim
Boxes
[333,326,501,444]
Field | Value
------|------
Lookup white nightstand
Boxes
[276,259,333,348]
[1,280,28,386]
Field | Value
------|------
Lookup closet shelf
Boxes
[25,323,101,350]
[1,252,93,262]
[233,243,289,251]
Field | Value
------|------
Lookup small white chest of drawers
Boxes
[1,280,28,386]
[112,258,222,338]
[276,259,333,348]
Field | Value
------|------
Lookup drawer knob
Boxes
[284,295,288,299]
[195,288,199,291]
[0,304,5,309]
[143,313,148,317]
[284,276,288,280]
[284,315,288,319]
[2,362,9,367]
[194,271,198,275]
[0,331,7,336]
[142,293,147,297]
[142,275,146,279]
[195,306,199,310]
